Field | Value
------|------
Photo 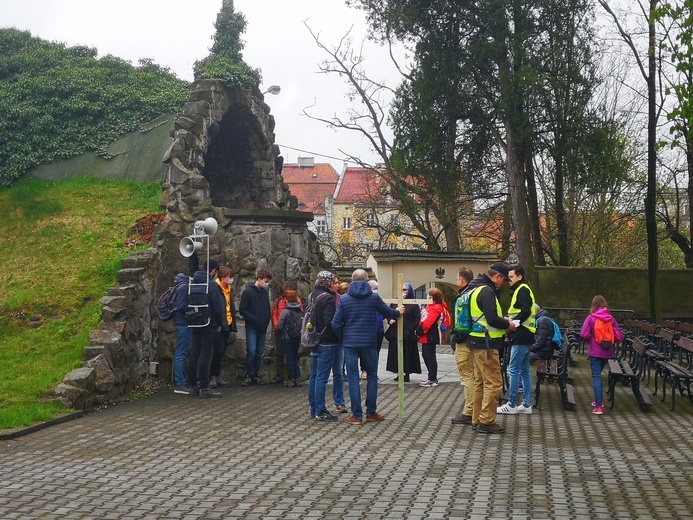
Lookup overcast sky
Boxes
[1,0,405,173]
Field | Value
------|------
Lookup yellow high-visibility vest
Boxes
[468,286,506,339]
[507,282,536,333]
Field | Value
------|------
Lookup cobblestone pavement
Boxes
[2,347,693,519]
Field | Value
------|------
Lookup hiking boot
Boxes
[345,415,364,425]
[334,405,349,414]
[209,376,218,388]
[497,403,518,415]
[366,413,385,422]
[477,422,505,434]
[516,403,533,414]
[199,388,222,398]
[451,414,473,425]
[215,376,231,387]
[314,411,338,422]
[174,385,192,395]
[241,376,252,386]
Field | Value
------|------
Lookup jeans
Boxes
[308,345,337,416]
[507,344,532,407]
[454,341,475,416]
[210,329,230,378]
[332,343,345,407]
[471,348,502,426]
[589,356,609,407]
[174,325,191,386]
[245,326,267,378]
[284,337,301,380]
[345,346,379,418]
[421,344,438,381]
[188,325,215,389]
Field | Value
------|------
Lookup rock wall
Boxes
[47,79,327,409]
[46,249,160,409]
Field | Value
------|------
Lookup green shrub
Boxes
[0,29,189,186]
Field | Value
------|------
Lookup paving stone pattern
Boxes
[2,348,693,519]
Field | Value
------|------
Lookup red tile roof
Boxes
[282,162,339,214]
[334,167,388,204]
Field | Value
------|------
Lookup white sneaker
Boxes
[516,403,533,414]
[496,403,517,415]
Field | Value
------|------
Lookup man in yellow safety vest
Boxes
[468,262,516,434]
[497,265,536,416]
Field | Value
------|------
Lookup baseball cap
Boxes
[490,262,510,282]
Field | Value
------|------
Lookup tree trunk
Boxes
[683,132,693,268]
[647,0,661,322]
[525,147,545,266]
[554,154,570,266]
[506,121,536,280]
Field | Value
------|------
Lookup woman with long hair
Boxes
[580,295,623,415]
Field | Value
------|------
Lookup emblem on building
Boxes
[435,267,445,279]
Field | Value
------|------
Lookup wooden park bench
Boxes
[642,328,679,386]
[607,336,653,411]
[639,321,661,344]
[653,335,693,411]
[534,329,576,411]
[662,319,678,331]
[679,322,693,338]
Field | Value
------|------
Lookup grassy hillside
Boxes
[0,177,161,430]
[0,29,188,186]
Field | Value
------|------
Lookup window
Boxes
[343,217,351,230]
[364,243,373,253]
[341,244,351,258]
[389,214,399,227]
[366,213,376,227]
[389,242,397,250]
[315,218,326,234]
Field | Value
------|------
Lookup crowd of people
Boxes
[170,258,622,428]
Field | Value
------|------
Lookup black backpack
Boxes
[285,307,304,340]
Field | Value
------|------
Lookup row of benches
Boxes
[621,320,693,411]
[501,317,692,413]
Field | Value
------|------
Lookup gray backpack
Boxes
[299,292,331,354]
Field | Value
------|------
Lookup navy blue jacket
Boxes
[332,280,401,348]
[173,273,190,326]
[239,283,272,331]
[190,271,226,328]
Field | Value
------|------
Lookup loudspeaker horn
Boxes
[179,237,203,257]
[194,217,218,237]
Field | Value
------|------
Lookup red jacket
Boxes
[272,296,303,332]
[418,301,450,345]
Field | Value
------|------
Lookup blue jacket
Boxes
[239,283,272,331]
[190,271,226,328]
[332,280,401,348]
[173,273,190,326]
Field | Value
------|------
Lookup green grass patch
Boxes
[0,177,160,430]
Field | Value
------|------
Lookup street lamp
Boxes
[263,85,281,96]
